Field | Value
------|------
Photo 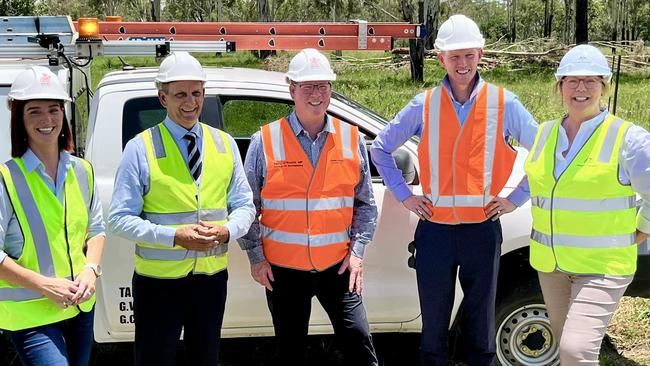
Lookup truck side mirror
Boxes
[393,148,417,185]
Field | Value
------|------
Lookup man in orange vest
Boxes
[371,15,539,366]
[241,48,378,365]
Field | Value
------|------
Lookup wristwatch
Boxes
[84,263,103,278]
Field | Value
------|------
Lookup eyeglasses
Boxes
[295,82,331,94]
[562,77,602,90]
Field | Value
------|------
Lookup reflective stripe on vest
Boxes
[260,117,359,271]
[0,157,94,331]
[141,209,228,225]
[0,276,75,301]
[3,160,55,277]
[530,196,636,211]
[137,122,233,278]
[135,245,227,260]
[261,225,349,247]
[418,83,516,224]
[531,229,635,248]
[261,197,354,211]
[525,115,637,275]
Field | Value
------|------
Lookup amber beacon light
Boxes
[77,18,100,39]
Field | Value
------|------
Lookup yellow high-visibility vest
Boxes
[525,115,637,275]
[0,156,95,331]
[136,122,233,278]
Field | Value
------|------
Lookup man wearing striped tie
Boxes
[108,52,255,366]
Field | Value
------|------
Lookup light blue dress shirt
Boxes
[370,74,539,203]
[240,112,378,264]
[107,116,255,248]
[0,149,105,263]
[517,109,650,233]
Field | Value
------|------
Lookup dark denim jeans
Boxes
[7,308,94,366]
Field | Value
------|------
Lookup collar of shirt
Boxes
[557,109,609,154]
[441,73,484,107]
[287,111,336,139]
[22,148,71,192]
[162,115,203,142]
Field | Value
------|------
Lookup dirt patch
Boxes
[606,296,650,365]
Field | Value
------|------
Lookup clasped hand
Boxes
[174,221,229,251]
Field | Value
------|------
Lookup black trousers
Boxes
[415,219,502,366]
[266,263,378,366]
[132,270,228,366]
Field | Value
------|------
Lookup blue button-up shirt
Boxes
[0,149,105,263]
[240,112,378,264]
[370,74,539,203]
[107,116,255,247]
[518,109,650,233]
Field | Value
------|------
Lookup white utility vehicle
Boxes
[1,16,648,366]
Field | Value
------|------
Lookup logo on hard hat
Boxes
[577,55,589,63]
[39,73,52,86]
[309,57,322,69]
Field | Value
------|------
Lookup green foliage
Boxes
[89,51,650,129]
[0,0,35,15]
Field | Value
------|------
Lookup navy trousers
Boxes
[266,263,378,366]
[132,270,228,366]
[415,219,502,366]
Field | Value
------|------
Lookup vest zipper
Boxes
[547,122,601,274]
[305,164,318,271]
[63,191,81,310]
[548,181,560,272]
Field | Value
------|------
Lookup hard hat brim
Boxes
[435,41,485,51]
[9,93,71,102]
[155,76,208,83]
[555,70,613,82]
[286,74,337,83]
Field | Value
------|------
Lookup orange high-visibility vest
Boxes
[260,117,360,271]
[418,82,516,224]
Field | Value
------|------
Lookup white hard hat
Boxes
[7,66,70,109]
[286,48,336,83]
[155,51,207,84]
[435,14,485,51]
[555,44,612,82]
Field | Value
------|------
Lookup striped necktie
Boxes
[184,131,202,181]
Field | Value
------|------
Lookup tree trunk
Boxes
[423,0,439,49]
[543,0,553,37]
[563,0,572,43]
[574,0,588,43]
[509,0,517,42]
[610,0,619,42]
[401,0,424,82]
[257,0,275,59]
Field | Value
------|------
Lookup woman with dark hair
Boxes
[0,66,105,366]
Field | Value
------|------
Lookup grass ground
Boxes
[91,50,650,129]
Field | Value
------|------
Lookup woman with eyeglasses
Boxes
[524,44,650,365]
[0,66,105,366]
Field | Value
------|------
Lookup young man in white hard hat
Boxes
[371,15,539,366]
[240,48,379,365]
[108,52,255,366]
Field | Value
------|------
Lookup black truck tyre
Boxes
[494,283,560,366]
